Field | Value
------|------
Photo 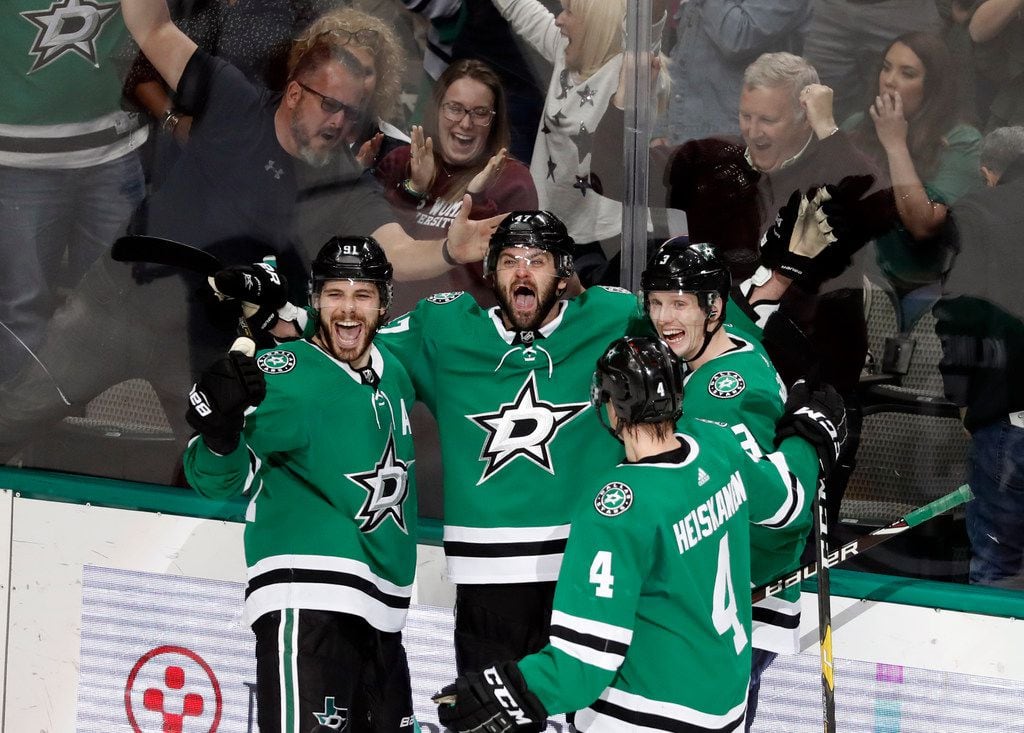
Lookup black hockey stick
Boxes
[111,234,223,275]
[110,234,255,342]
[751,483,972,603]
[814,474,836,733]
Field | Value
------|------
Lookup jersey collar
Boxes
[305,339,384,386]
[486,300,568,345]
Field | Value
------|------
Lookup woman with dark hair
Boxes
[844,31,982,317]
[376,58,538,309]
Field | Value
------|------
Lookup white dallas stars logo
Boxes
[467,371,588,484]
[21,0,120,74]
[346,434,410,533]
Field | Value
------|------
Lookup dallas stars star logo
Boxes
[467,371,588,484]
[20,0,121,74]
[347,434,411,533]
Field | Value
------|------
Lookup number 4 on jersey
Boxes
[712,533,748,654]
[590,550,615,598]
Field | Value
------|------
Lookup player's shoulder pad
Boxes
[593,480,635,518]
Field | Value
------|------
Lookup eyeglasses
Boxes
[296,81,363,120]
[316,28,381,51]
[441,102,496,127]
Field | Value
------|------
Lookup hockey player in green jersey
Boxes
[641,237,820,730]
[434,335,845,732]
[183,237,421,733]
[376,211,649,699]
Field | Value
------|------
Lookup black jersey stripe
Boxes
[550,624,630,657]
[752,606,800,628]
[589,698,745,733]
[443,538,568,559]
[246,569,410,609]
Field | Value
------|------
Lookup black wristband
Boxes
[441,238,458,266]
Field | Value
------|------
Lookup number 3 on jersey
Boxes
[590,550,615,598]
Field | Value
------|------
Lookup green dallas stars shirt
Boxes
[516,423,814,731]
[183,340,418,632]
[377,286,649,585]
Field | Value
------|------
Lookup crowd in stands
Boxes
[3,0,1022,589]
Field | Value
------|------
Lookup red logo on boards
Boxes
[124,645,223,733]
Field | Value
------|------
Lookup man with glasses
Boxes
[0,0,503,477]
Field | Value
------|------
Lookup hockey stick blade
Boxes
[111,234,223,275]
[752,484,973,603]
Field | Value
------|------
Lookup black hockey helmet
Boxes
[640,237,731,316]
[310,235,393,309]
[591,336,683,438]
[484,210,575,278]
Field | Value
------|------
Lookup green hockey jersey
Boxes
[378,286,647,584]
[681,328,817,653]
[3,1,147,167]
[183,340,417,632]
[517,423,814,731]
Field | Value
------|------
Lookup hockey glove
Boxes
[210,262,288,332]
[761,186,831,282]
[806,174,876,284]
[186,350,266,455]
[434,661,548,733]
[775,379,848,477]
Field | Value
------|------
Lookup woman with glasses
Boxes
[376,59,539,310]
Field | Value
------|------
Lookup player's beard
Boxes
[290,112,343,168]
[313,308,382,366]
[495,275,563,332]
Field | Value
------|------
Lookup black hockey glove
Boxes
[211,262,288,332]
[759,188,817,283]
[775,379,848,477]
[434,661,548,733]
[186,350,266,455]
[808,174,876,284]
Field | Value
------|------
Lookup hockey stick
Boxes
[110,234,255,343]
[752,483,972,603]
[111,234,223,275]
[813,474,836,733]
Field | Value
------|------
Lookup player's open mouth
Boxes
[513,285,536,312]
[334,320,363,347]
[662,329,685,346]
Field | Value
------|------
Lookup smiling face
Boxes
[555,0,586,72]
[437,77,495,167]
[492,247,566,331]
[311,279,384,368]
[879,41,926,118]
[286,60,365,167]
[738,83,811,172]
[646,290,718,362]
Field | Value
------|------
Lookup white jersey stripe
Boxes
[445,553,564,584]
[245,584,409,632]
[550,610,633,645]
[583,685,748,729]
[757,450,805,529]
[444,524,571,543]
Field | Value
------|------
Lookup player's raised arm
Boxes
[119,0,197,92]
